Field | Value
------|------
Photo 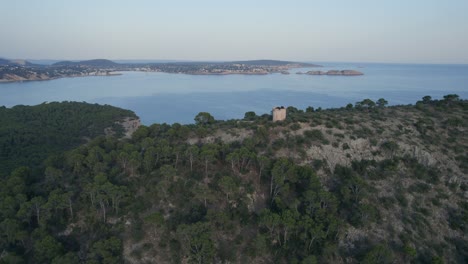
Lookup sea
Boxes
[1,62,467,125]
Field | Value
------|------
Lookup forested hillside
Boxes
[0,96,467,263]
[0,102,137,176]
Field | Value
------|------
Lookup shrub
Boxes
[272,138,286,150]
[290,123,301,131]
[408,182,431,193]
[362,244,393,264]
[396,192,408,207]
[312,159,324,170]
[334,133,345,138]
[354,126,374,138]
[304,129,325,141]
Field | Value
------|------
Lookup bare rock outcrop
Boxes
[106,117,141,138]
[399,143,437,167]
[306,138,377,171]
[305,70,327,75]
[120,117,141,138]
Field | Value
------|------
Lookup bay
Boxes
[1,62,467,125]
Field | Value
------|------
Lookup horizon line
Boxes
[2,57,468,66]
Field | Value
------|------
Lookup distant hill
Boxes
[3,58,322,68]
[0,58,36,66]
[51,60,75,66]
[27,59,63,65]
[53,59,120,67]
[231,59,321,67]
[9,59,36,66]
[0,58,11,65]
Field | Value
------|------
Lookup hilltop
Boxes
[0,58,36,66]
[0,95,466,263]
[52,59,120,67]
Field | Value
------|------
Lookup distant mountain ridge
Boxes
[0,58,36,66]
[53,59,120,67]
[4,58,319,67]
[47,59,318,67]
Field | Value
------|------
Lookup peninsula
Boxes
[0,59,329,82]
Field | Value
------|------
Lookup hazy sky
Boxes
[1,0,468,63]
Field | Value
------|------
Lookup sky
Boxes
[1,0,468,63]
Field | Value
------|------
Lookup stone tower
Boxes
[272,106,286,121]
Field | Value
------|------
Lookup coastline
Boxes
[0,60,323,83]
[0,72,122,84]
[0,69,367,83]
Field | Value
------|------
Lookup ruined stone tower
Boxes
[272,106,286,121]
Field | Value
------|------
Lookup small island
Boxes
[303,70,364,76]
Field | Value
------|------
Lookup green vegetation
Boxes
[0,96,467,263]
[0,102,137,176]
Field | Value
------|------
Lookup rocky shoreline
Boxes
[0,71,121,83]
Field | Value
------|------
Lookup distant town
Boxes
[0,59,363,82]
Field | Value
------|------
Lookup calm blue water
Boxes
[1,62,467,125]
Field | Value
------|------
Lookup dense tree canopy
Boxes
[0,102,136,176]
[0,96,466,263]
